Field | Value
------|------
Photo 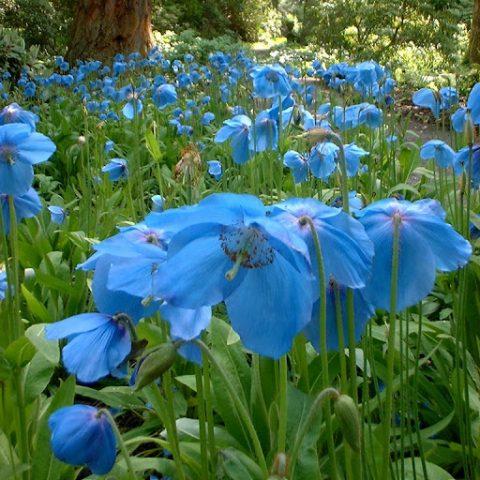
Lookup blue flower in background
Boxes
[0,268,7,300]
[102,158,128,181]
[455,145,480,187]
[420,140,456,169]
[467,83,480,123]
[413,88,443,118]
[330,191,364,214]
[0,188,42,234]
[0,103,38,130]
[48,405,116,475]
[0,123,56,195]
[154,193,314,358]
[214,115,252,164]
[357,198,471,311]
[251,64,292,99]
[305,283,375,352]
[207,160,222,180]
[122,97,143,119]
[251,110,278,152]
[358,104,383,129]
[344,143,369,177]
[201,112,215,126]
[440,86,458,110]
[104,140,115,153]
[48,205,67,225]
[152,84,177,109]
[283,150,308,184]
[308,142,338,180]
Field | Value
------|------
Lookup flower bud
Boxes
[271,452,289,479]
[77,135,86,146]
[133,343,178,390]
[333,394,361,453]
[465,110,475,146]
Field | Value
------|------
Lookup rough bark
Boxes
[67,0,153,62]
[470,0,480,64]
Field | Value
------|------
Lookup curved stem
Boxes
[193,339,269,477]
[102,409,138,480]
[289,387,340,478]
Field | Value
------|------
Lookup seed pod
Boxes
[334,394,361,453]
[271,452,288,478]
[134,343,178,390]
[465,110,475,147]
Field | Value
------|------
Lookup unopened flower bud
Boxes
[133,343,178,390]
[271,452,289,479]
[77,135,86,146]
[334,394,361,452]
[465,110,475,146]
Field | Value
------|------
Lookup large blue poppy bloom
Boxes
[304,283,375,352]
[467,83,480,124]
[344,143,369,177]
[0,188,42,234]
[357,198,471,311]
[251,64,292,99]
[154,193,313,358]
[214,115,252,165]
[49,405,116,475]
[0,123,56,195]
[412,88,456,118]
[420,140,456,169]
[270,198,373,291]
[102,158,128,181]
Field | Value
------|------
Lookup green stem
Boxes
[302,217,339,480]
[381,215,401,479]
[14,370,29,480]
[195,367,209,479]
[203,354,216,476]
[277,355,288,454]
[102,409,138,480]
[8,196,21,340]
[193,340,269,477]
[289,387,340,478]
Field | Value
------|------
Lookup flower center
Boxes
[220,225,274,271]
[0,145,16,165]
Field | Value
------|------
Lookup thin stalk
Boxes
[8,196,21,340]
[195,367,209,479]
[202,351,216,475]
[277,355,288,454]
[381,215,401,479]
[193,339,269,477]
[102,409,138,480]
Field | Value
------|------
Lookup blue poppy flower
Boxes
[104,140,115,153]
[270,198,373,290]
[0,103,38,130]
[308,142,339,180]
[420,140,456,169]
[251,111,278,152]
[344,143,369,177]
[451,107,467,133]
[201,112,215,126]
[122,98,143,119]
[440,86,458,110]
[357,198,471,311]
[102,158,128,181]
[154,193,313,358]
[330,191,364,214]
[153,84,177,109]
[283,150,308,184]
[0,188,42,234]
[412,88,441,118]
[251,64,292,99]
[333,103,368,131]
[358,104,383,129]
[207,160,222,180]
[48,206,67,225]
[0,268,7,300]
[467,83,480,124]
[455,145,480,187]
[48,405,116,475]
[214,115,252,165]
[305,283,375,352]
[0,123,56,195]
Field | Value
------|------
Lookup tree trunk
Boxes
[470,0,480,64]
[67,0,153,62]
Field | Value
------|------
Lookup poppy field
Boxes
[0,50,479,480]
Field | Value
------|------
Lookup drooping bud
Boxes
[465,109,475,147]
[133,343,178,390]
[77,135,86,146]
[333,394,361,453]
[174,143,202,183]
[270,452,289,479]
[296,127,338,145]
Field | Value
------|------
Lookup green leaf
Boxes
[21,286,51,323]
[393,458,454,479]
[24,353,55,404]
[219,447,263,480]
[5,337,36,368]
[25,324,59,364]
[30,376,76,480]
[75,386,145,409]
